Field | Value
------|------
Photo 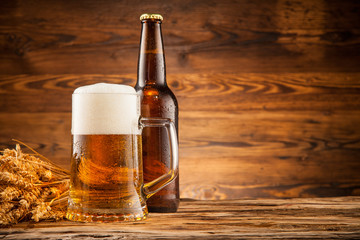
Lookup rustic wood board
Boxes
[1,0,359,74]
[1,197,360,239]
[2,73,360,112]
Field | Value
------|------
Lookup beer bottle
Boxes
[135,14,179,212]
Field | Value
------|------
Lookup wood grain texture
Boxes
[1,197,360,239]
[1,73,360,112]
[1,0,360,199]
[0,0,360,74]
[1,73,359,199]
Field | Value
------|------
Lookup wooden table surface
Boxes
[1,197,360,239]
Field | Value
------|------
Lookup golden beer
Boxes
[67,134,146,222]
[67,83,178,222]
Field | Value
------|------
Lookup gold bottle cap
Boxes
[140,13,163,21]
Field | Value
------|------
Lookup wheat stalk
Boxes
[0,143,69,226]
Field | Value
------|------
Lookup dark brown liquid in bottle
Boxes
[135,17,179,212]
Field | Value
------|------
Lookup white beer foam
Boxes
[74,83,135,94]
[72,83,140,135]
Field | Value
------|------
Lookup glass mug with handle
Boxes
[66,83,178,222]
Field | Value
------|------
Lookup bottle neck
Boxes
[137,20,166,88]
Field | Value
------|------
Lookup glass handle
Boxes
[139,117,179,199]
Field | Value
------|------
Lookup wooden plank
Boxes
[0,73,359,113]
[1,197,360,239]
[0,74,135,113]
[0,0,359,74]
[174,73,360,111]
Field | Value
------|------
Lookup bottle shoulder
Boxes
[136,85,178,106]
[136,84,178,120]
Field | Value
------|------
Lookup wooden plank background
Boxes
[0,0,360,199]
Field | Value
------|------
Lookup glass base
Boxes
[66,205,148,222]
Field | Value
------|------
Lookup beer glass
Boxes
[66,83,178,222]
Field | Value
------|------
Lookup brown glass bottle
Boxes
[135,14,179,213]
